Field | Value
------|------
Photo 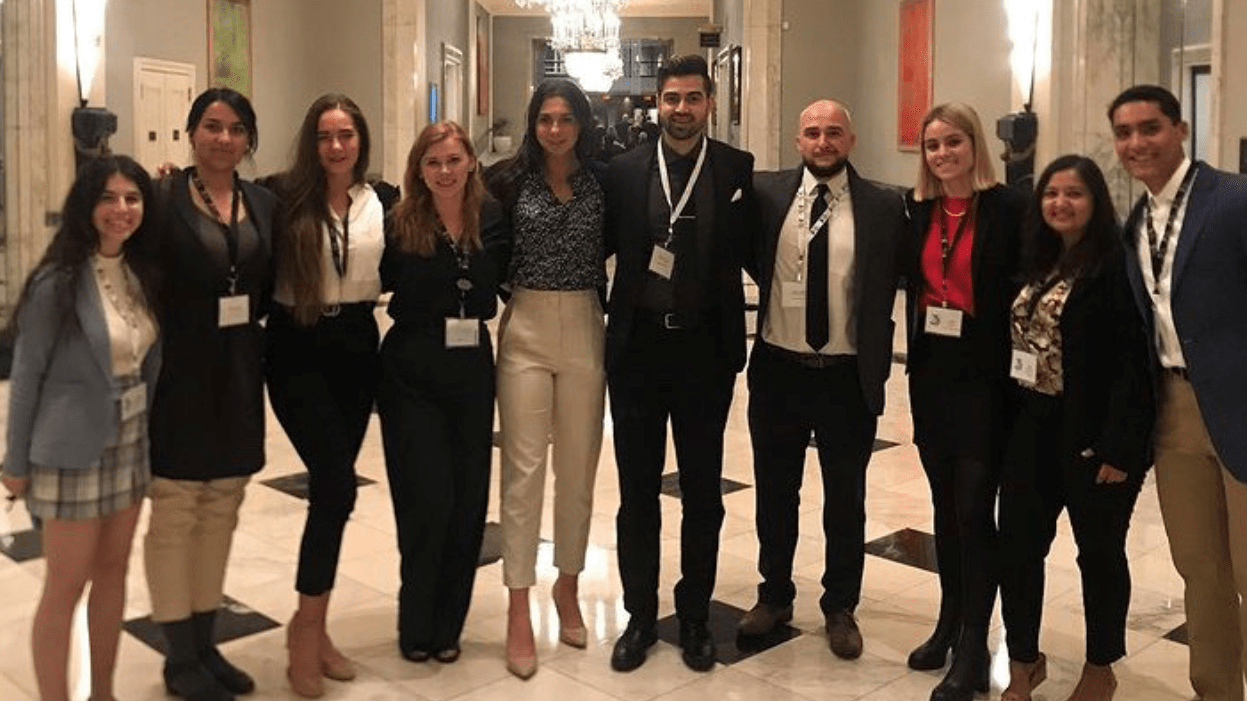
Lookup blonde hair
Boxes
[913,102,999,201]
[391,121,483,257]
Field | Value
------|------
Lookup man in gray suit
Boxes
[737,99,906,659]
[1112,84,1247,701]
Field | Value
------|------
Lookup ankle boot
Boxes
[908,604,961,670]
[929,641,988,701]
[161,617,234,701]
[192,610,255,695]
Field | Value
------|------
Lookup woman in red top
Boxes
[903,103,1026,701]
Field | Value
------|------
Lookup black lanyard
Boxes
[191,168,243,294]
[936,194,976,306]
[328,197,352,278]
[1021,273,1066,323]
[1144,165,1197,294]
[442,229,473,318]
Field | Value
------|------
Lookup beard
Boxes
[660,115,705,142]
[804,156,849,179]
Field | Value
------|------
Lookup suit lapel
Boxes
[1122,196,1151,321]
[1170,164,1215,292]
[76,265,116,384]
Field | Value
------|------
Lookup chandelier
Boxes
[516,0,626,91]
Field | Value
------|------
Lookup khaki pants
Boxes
[497,288,605,588]
[144,476,249,622]
[1154,374,1247,701]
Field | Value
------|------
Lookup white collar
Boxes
[1148,157,1192,208]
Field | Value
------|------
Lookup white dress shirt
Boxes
[1136,158,1193,369]
[274,181,384,307]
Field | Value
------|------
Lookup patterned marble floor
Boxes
[0,301,1203,701]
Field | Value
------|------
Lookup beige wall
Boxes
[1215,0,1245,172]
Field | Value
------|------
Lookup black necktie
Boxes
[806,183,830,350]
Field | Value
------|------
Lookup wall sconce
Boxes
[69,0,115,167]
[999,0,1047,189]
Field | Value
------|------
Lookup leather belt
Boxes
[638,309,703,330]
[763,341,854,369]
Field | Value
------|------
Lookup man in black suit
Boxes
[736,99,906,660]
[603,54,755,673]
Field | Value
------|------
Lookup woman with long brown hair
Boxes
[377,121,511,663]
[265,93,396,698]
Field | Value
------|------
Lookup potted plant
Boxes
[490,117,513,153]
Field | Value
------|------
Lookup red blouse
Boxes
[920,197,976,315]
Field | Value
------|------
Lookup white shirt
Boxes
[762,167,857,355]
[274,182,384,307]
[1136,158,1193,369]
[93,254,157,377]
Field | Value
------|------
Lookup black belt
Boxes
[762,341,854,369]
[638,308,704,330]
[1161,365,1190,380]
[277,300,374,319]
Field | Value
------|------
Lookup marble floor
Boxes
[0,304,1203,701]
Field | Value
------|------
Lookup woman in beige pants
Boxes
[484,78,607,680]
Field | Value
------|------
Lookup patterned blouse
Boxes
[510,168,606,291]
[1010,275,1075,396]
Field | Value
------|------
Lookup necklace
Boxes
[942,200,969,218]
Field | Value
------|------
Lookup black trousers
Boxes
[376,324,494,654]
[608,318,736,625]
[999,389,1142,666]
[266,303,379,596]
[747,341,876,614]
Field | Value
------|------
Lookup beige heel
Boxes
[287,614,325,698]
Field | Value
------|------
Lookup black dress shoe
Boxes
[825,609,863,660]
[678,620,716,672]
[908,624,958,670]
[737,602,794,636]
[610,623,657,672]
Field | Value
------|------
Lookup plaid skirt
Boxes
[25,377,151,521]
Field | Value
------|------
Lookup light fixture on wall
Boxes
[998,0,1047,189]
[516,0,626,92]
[69,0,116,167]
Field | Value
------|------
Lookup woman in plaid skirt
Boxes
[2,154,163,701]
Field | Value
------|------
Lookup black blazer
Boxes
[1024,251,1154,476]
[752,165,907,415]
[905,184,1026,379]
[603,138,755,373]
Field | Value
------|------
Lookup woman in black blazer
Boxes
[998,155,1152,701]
[904,103,1026,701]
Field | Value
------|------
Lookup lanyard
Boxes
[442,228,474,319]
[936,194,976,306]
[95,257,145,370]
[191,169,242,294]
[1021,272,1066,323]
[328,196,352,278]
[796,181,844,282]
[1144,165,1197,294]
[657,135,707,246]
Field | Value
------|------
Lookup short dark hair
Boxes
[1107,84,1182,125]
[657,54,714,96]
[187,87,259,154]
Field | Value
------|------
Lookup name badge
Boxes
[445,317,481,348]
[119,382,147,422]
[781,281,806,308]
[218,294,250,328]
[1010,349,1039,385]
[924,306,963,338]
[649,246,675,280]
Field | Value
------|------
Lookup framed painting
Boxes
[208,0,252,95]
[476,15,489,116]
[898,0,933,151]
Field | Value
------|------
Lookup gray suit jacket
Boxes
[4,263,161,477]
[1122,162,1247,481]
[752,165,907,415]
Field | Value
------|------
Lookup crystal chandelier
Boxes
[515,0,626,92]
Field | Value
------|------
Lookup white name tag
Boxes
[218,294,250,328]
[119,382,147,422]
[648,246,675,280]
[1010,349,1039,385]
[924,306,963,338]
[445,317,481,348]
[781,281,806,308]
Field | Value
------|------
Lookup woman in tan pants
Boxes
[484,78,607,680]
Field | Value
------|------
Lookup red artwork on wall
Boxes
[898,0,933,150]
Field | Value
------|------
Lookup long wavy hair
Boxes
[912,102,999,201]
[1020,154,1120,284]
[484,78,595,209]
[391,121,483,257]
[273,94,371,325]
[6,155,163,339]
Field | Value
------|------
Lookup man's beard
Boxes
[804,157,848,179]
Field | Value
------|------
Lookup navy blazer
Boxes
[4,264,161,476]
[603,137,755,373]
[752,165,907,415]
[1122,162,1247,481]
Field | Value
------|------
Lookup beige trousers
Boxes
[497,288,606,588]
[144,476,249,622]
[1154,374,1247,701]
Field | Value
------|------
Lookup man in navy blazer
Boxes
[1111,84,1247,701]
[603,54,755,674]
[736,99,906,659]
